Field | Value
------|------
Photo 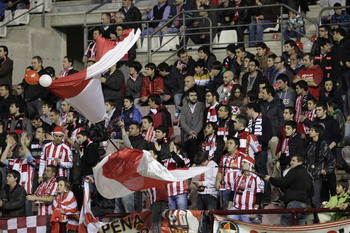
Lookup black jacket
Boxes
[269,164,313,205]
[241,71,264,95]
[80,141,100,176]
[279,133,306,170]
[259,96,284,137]
[129,134,148,150]
[0,184,26,216]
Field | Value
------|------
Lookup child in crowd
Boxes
[324,179,350,221]
[330,3,350,31]
[283,10,304,41]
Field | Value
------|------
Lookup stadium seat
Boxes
[11,9,30,25]
[159,35,179,51]
[263,17,281,32]
[30,0,52,13]
[137,36,160,52]
[213,30,237,49]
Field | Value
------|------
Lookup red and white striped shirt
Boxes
[142,127,156,143]
[232,173,264,210]
[218,151,244,190]
[234,128,261,159]
[39,142,73,178]
[302,109,316,134]
[147,185,168,205]
[7,156,35,194]
[34,178,58,215]
[163,155,190,197]
[52,190,79,231]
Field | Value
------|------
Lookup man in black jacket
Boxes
[265,155,313,225]
[0,170,26,216]
[120,121,148,150]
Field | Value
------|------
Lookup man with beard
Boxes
[241,59,264,95]
[201,122,225,164]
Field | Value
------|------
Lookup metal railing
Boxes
[318,5,350,32]
[82,3,318,63]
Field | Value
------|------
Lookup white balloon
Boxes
[39,74,53,87]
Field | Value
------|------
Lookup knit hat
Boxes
[226,44,237,54]
[242,156,255,166]
[52,126,65,135]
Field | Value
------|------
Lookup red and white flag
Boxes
[93,148,212,199]
[78,181,101,233]
[46,29,141,123]
[0,215,46,233]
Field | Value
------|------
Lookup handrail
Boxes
[0,2,46,31]
[318,5,350,31]
[82,3,319,63]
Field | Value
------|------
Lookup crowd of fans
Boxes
[0,0,350,232]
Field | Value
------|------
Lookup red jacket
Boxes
[141,75,164,97]
[294,65,323,99]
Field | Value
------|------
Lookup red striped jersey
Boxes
[34,178,58,215]
[52,190,79,231]
[8,157,35,194]
[39,142,73,178]
[232,173,264,210]
[234,128,261,159]
[147,185,168,205]
[162,155,190,197]
[218,151,245,190]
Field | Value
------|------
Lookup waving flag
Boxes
[78,181,101,233]
[0,215,46,233]
[46,29,141,123]
[94,148,212,199]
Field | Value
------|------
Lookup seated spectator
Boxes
[217,70,235,104]
[187,4,216,45]
[330,3,350,31]
[0,84,15,120]
[227,84,246,120]
[222,44,237,71]
[161,0,194,36]
[283,10,304,41]
[198,45,217,70]
[207,61,225,91]
[194,59,210,87]
[0,170,26,216]
[104,100,120,139]
[319,79,343,113]
[311,25,332,56]
[200,122,225,163]
[174,49,195,77]
[120,96,142,131]
[57,56,79,79]
[282,40,304,67]
[324,179,350,221]
[216,0,234,28]
[255,42,275,75]
[141,0,171,42]
[289,53,304,75]
[7,101,33,136]
[118,0,142,30]
[148,94,173,137]
[141,116,156,143]
[248,0,278,47]
[140,63,164,105]
[126,61,144,106]
[157,62,183,107]
[41,101,53,126]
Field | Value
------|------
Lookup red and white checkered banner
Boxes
[100,210,202,233]
[0,215,46,233]
[213,214,350,233]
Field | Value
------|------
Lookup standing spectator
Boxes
[264,54,277,82]
[248,0,278,47]
[282,40,304,67]
[38,126,73,183]
[118,0,142,30]
[283,10,304,41]
[0,45,13,86]
[140,63,164,105]
[227,156,264,223]
[200,122,225,164]
[0,170,26,216]
[313,38,341,83]
[215,137,244,209]
[275,74,297,108]
[264,155,313,225]
[120,121,148,150]
[305,124,335,208]
[216,104,235,142]
[223,44,237,72]
[180,88,205,162]
[0,84,15,120]
[6,101,32,136]
[101,63,125,107]
[320,79,343,113]
[120,96,142,131]
[311,25,332,56]
[83,28,102,63]
[193,59,210,87]
[241,59,264,95]
[294,80,314,124]
[99,13,116,39]
[24,56,50,116]
[217,70,235,104]
[293,53,324,100]
[57,56,79,79]
[207,61,225,92]
[204,90,220,123]
[269,56,294,86]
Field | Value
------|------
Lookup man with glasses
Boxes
[268,56,294,86]
[241,59,264,95]
[311,25,332,56]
